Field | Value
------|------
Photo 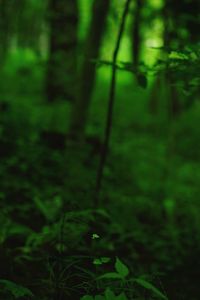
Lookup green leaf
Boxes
[81,295,94,300]
[98,272,122,280]
[105,288,116,300]
[115,257,129,278]
[116,292,128,300]
[134,278,168,300]
[101,257,110,263]
[33,196,50,221]
[93,257,111,265]
[93,258,103,265]
[0,279,34,298]
[92,233,100,239]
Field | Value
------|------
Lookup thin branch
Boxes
[95,0,132,207]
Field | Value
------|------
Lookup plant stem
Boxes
[95,0,132,207]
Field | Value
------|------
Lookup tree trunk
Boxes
[94,0,132,207]
[0,0,11,65]
[131,0,143,69]
[148,0,181,119]
[16,1,47,56]
[69,0,110,141]
[46,0,79,102]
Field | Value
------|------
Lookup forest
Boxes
[0,0,200,299]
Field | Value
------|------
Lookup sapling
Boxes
[95,0,132,208]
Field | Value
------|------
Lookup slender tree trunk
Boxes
[94,0,132,208]
[0,0,10,65]
[148,0,181,119]
[69,0,110,140]
[46,0,79,102]
[131,0,143,69]
[16,1,46,56]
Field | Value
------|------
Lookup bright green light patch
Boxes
[151,0,164,9]
[143,18,164,66]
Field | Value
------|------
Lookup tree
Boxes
[0,0,13,65]
[131,0,143,69]
[45,0,79,103]
[15,0,47,55]
[69,0,110,140]
[95,0,132,207]
[148,0,200,118]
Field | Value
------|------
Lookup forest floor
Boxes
[0,67,200,300]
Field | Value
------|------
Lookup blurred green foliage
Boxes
[0,0,200,299]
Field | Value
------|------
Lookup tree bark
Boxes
[94,0,132,208]
[148,0,181,119]
[0,0,11,65]
[131,0,143,69]
[69,0,110,140]
[16,1,46,55]
[46,0,79,102]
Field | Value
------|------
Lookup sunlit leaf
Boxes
[92,233,100,239]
